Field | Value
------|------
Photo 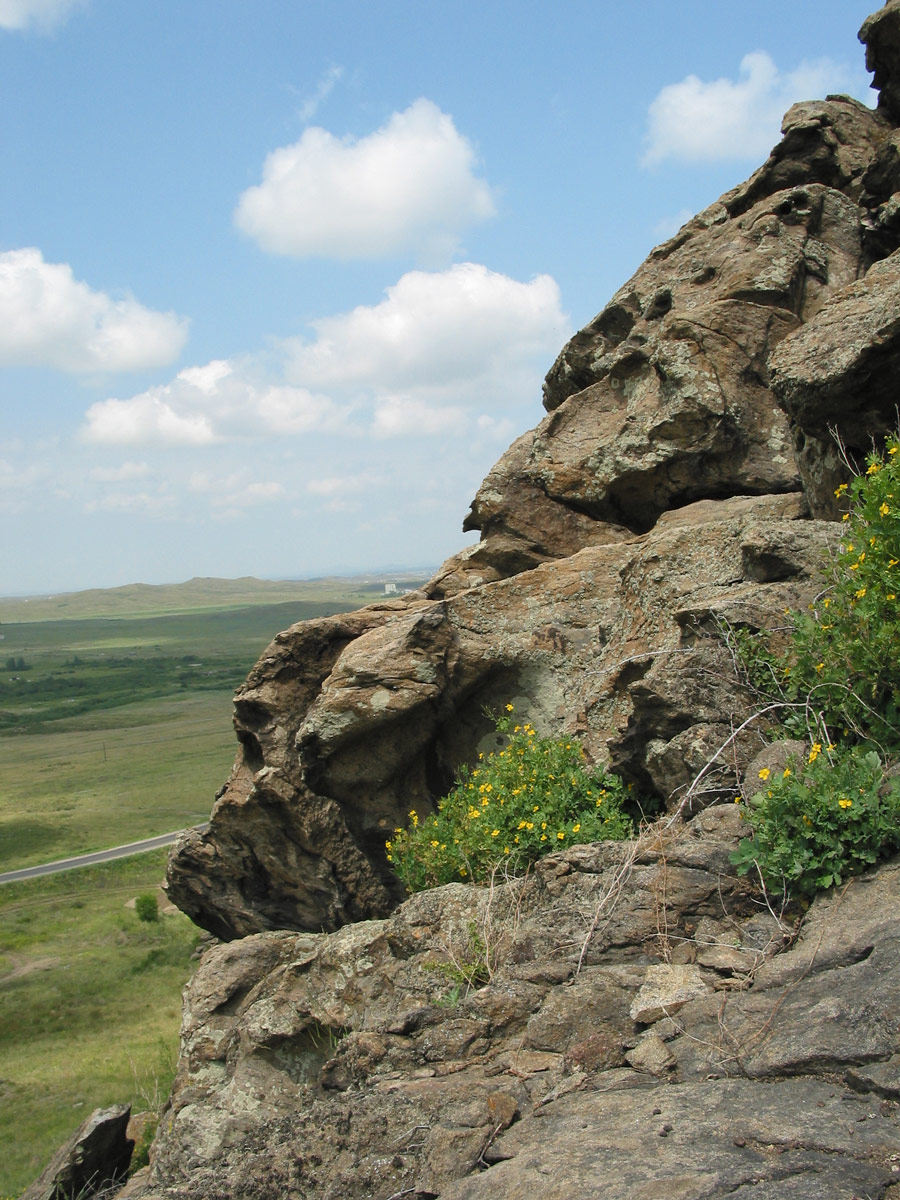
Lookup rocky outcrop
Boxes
[168,0,900,940]
[167,492,829,939]
[137,813,900,1199]
[115,5,900,1199]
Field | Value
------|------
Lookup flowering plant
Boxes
[387,707,633,892]
[731,434,900,895]
[732,744,900,896]
[787,436,900,749]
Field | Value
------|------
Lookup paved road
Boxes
[0,825,206,884]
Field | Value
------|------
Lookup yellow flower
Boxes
[834,482,848,497]
[758,767,771,781]
[856,587,867,599]
[838,798,852,809]
[783,767,792,778]
[815,662,824,673]
[430,839,439,848]
[572,823,581,833]
[808,743,822,764]
[890,446,899,456]
[491,829,500,837]
[888,593,897,601]
[540,834,547,842]
[842,513,850,521]
[556,831,565,840]
[505,703,514,711]
[867,462,880,475]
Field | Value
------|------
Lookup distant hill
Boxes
[0,573,431,623]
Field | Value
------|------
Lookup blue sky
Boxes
[0,0,878,594]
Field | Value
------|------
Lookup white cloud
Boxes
[643,52,866,166]
[0,0,83,32]
[234,98,495,260]
[82,394,216,446]
[80,264,567,448]
[372,396,468,438]
[189,470,286,517]
[88,461,149,482]
[286,262,567,397]
[297,65,344,124]
[0,248,187,371]
[84,490,175,515]
[306,471,386,497]
[81,359,350,446]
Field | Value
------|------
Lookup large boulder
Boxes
[167,493,829,939]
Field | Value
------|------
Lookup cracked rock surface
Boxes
[136,812,900,1199]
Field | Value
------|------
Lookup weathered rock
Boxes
[440,1078,900,1200]
[137,819,900,1199]
[23,1105,133,1200]
[862,1,900,125]
[770,248,900,515]
[669,858,900,1083]
[629,963,712,1024]
[167,494,830,938]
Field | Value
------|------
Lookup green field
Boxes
[0,601,326,869]
[0,852,201,1196]
[0,574,431,1194]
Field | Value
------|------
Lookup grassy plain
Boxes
[0,574,430,1194]
[0,851,200,1197]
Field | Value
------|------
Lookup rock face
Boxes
[167,4,900,942]
[138,813,900,1199]
[168,492,829,939]
[119,6,900,1199]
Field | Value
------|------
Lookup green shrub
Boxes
[786,435,900,750]
[732,744,900,896]
[731,435,900,896]
[387,708,634,892]
[135,893,159,923]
